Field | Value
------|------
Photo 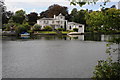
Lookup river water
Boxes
[2,34,119,78]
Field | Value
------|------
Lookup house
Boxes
[37,13,84,33]
[67,22,84,33]
[37,13,67,29]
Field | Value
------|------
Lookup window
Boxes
[44,21,45,23]
[70,26,71,29]
[79,25,82,27]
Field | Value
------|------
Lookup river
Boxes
[2,34,119,78]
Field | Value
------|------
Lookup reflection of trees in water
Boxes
[84,34,101,41]
[84,34,120,41]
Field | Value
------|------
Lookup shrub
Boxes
[43,26,52,31]
[22,23,31,30]
[57,28,64,31]
[33,24,41,31]
[15,25,27,34]
[73,28,78,32]
[92,39,120,79]
[3,23,15,31]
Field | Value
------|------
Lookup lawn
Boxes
[35,31,69,34]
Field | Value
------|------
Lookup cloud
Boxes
[4,0,118,14]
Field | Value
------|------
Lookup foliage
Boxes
[70,0,110,7]
[12,10,26,24]
[73,28,78,32]
[32,24,42,31]
[85,8,120,32]
[85,11,104,31]
[22,22,31,30]
[26,12,38,26]
[2,11,13,24]
[15,24,27,34]
[92,60,120,79]
[57,28,64,31]
[43,26,52,31]
[92,38,120,79]
[70,8,88,24]
[103,8,120,31]
[3,23,15,31]
[40,4,69,20]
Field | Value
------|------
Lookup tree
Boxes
[40,4,69,20]
[85,11,104,31]
[70,0,110,7]
[2,11,13,24]
[70,8,88,24]
[26,12,38,26]
[12,10,26,24]
[70,8,78,22]
[103,8,120,31]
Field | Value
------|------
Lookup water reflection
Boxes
[2,34,120,41]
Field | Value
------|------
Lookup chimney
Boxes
[54,15,56,19]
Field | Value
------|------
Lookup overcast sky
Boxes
[4,0,120,14]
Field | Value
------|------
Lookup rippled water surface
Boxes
[2,34,119,78]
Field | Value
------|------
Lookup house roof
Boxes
[68,22,83,25]
[38,18,56,20]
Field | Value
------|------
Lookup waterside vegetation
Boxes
[2,4,120,36]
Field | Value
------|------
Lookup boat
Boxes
[20,32,30,37]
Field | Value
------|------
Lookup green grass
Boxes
[35,31,69,34]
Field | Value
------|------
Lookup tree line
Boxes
[2,4,120,33]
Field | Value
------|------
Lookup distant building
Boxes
[37,13,84,33]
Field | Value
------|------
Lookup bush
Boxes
[22,23,31,30]
[73,28,78,32]
[43,26,52,31]
[57,28,64,31]
[3,23,15,31]
[92,60,120,79]
[15,25,27,34]
[33,24,41,31]
[92,41,120,79]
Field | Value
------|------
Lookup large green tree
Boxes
[26,12,38,26]
[40,4,69,20]
[70,8,88,24]
[103,8,120,30]
[12,10,26,24]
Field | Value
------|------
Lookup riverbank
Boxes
[2,30,120,36]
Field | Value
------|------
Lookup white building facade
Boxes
[37,13,84,33]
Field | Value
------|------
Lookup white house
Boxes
[67,22,84,33]
[37,13,67,29]
[37,13,84,33]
